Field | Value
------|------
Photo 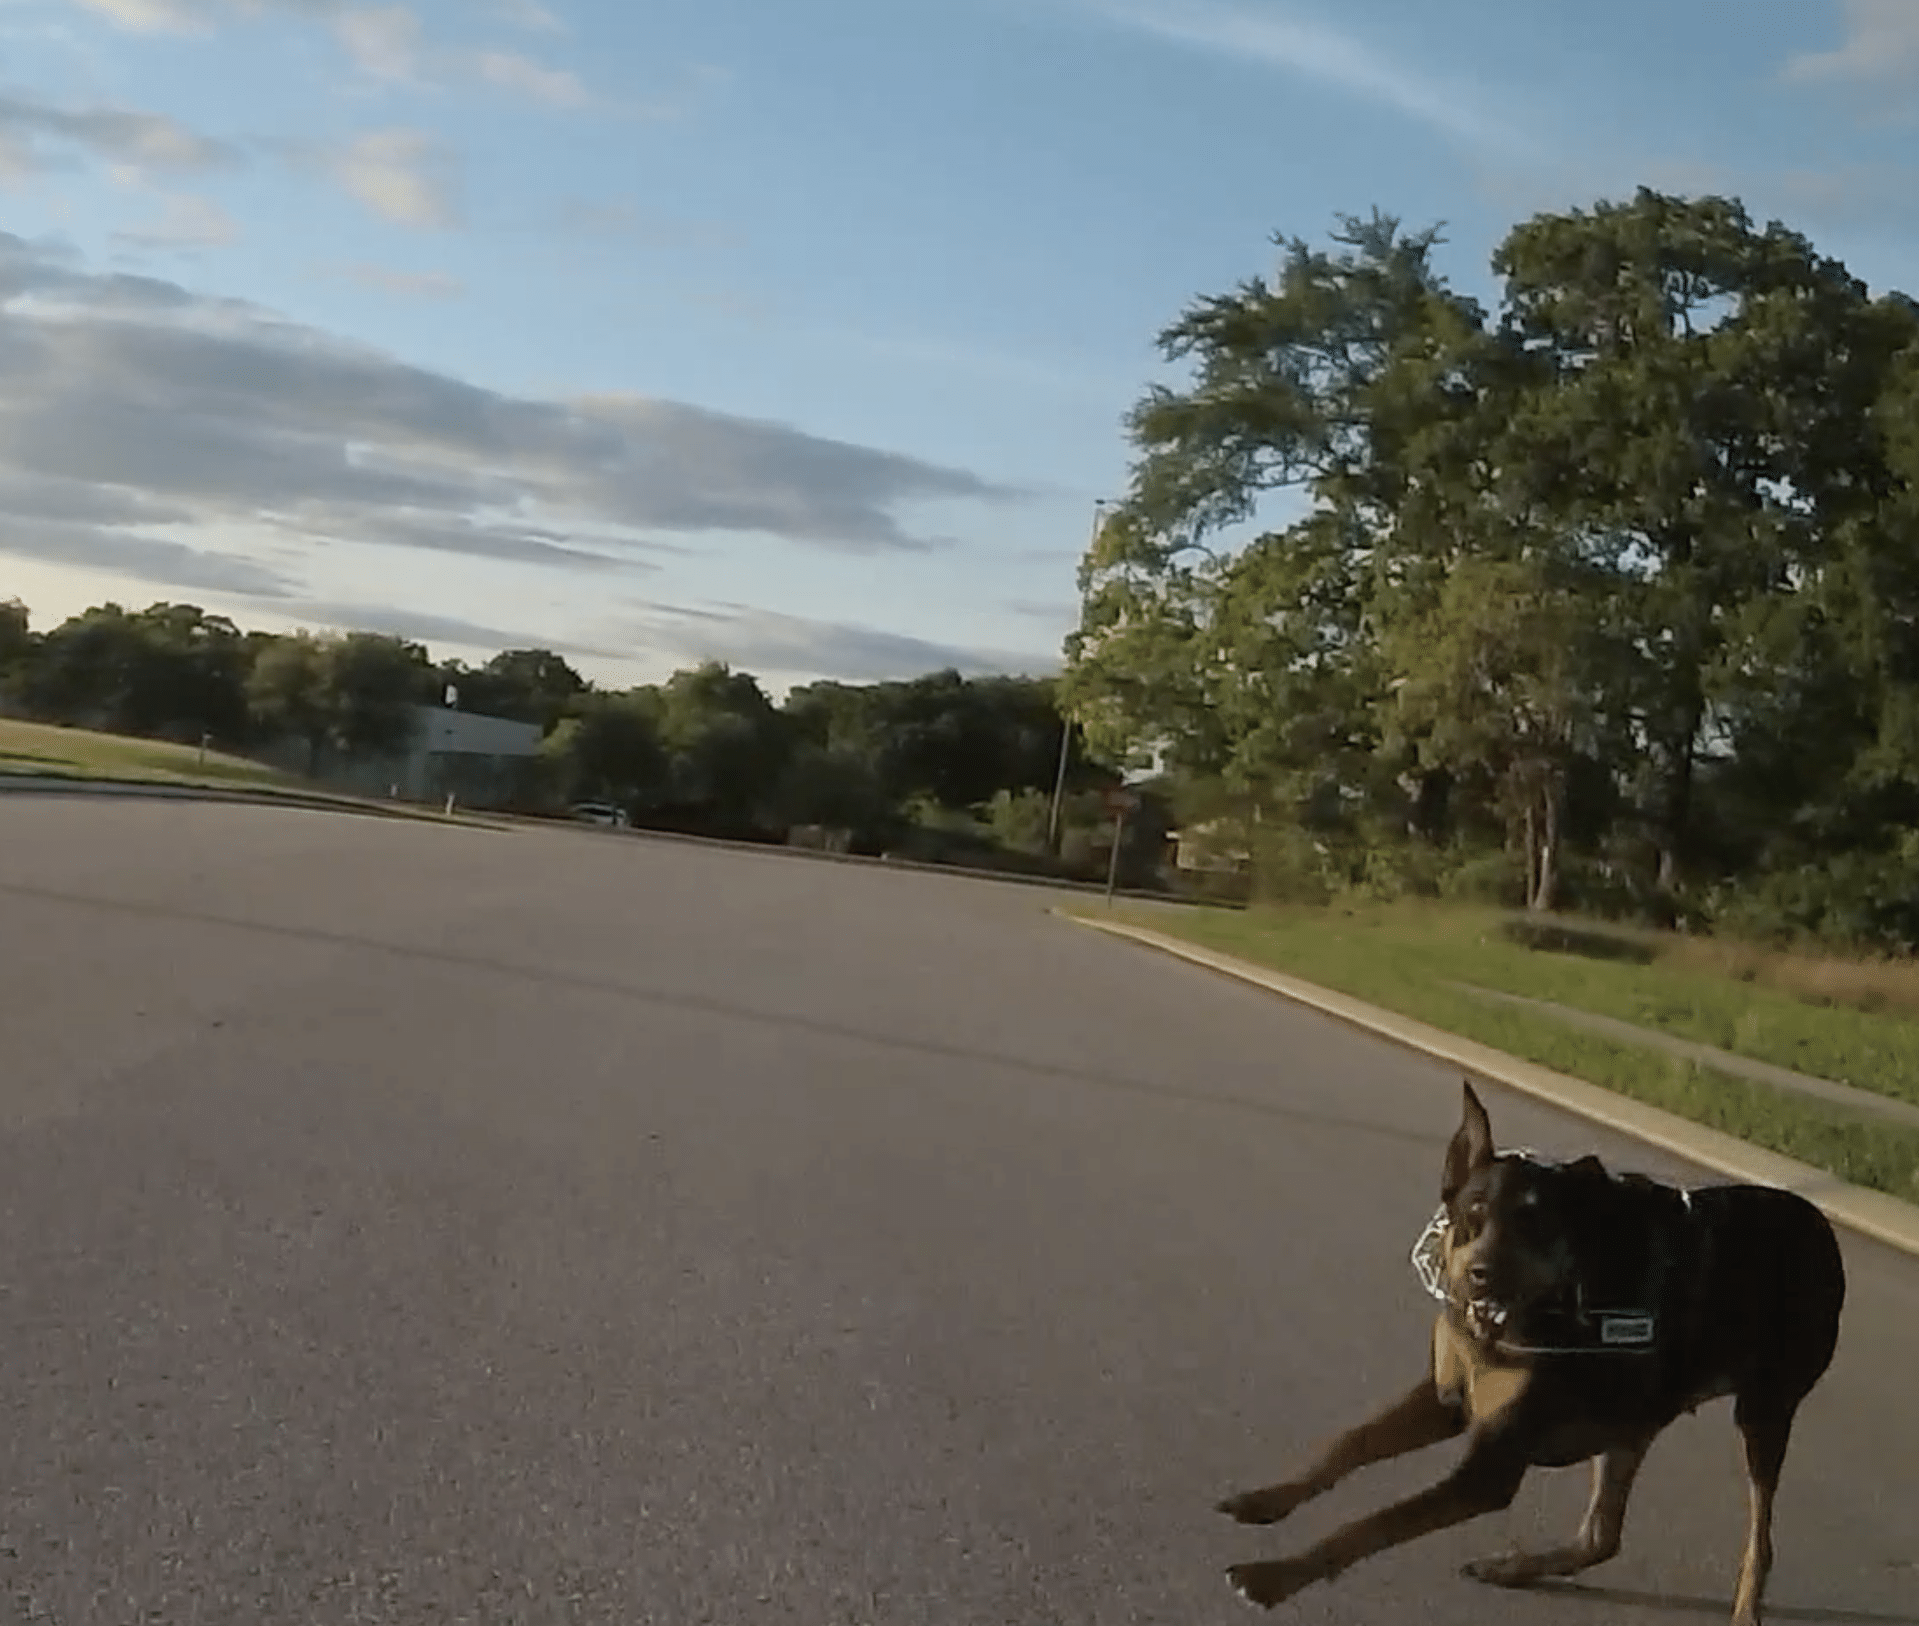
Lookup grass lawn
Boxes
[1089,898,1919,1205]
[0,718,300,791]
[0,718,505,829]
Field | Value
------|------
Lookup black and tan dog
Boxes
[1218,1081,1846,1626]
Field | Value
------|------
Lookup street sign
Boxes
[1102,786,1140,817]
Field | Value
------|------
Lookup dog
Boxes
[1217,1080,1846,1626]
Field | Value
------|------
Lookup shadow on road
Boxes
[1531,1579,1919,1624]
[1,879,1440,1151]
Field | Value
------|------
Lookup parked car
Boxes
[570,801,630,828]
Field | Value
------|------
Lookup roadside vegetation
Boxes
[1049,182,1919,1199]
[1093,899,1919,1204]
[1061,188,1919,960]
[0,597,1167,884]
[0,716,298,791]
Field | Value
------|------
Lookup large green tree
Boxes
[1486,188,1909,891]
[542,691,668,809]
[654,662,792,831]
[1063,209,1490,820]
[21,602,250,742]
[1066,189,1919,921]
[246,630,431,771]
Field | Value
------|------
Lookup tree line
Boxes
[1062,187,1919,950]
[0,596,1143,869]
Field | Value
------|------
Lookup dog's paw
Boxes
[1226,1559,1320,1609]
[1216,1485,1306,1526]
[1461,1551,1541,1589]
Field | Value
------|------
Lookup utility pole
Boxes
[1047,498,1112,855]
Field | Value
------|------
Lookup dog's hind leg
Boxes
[1227,1435,1528,1610]
[1731,1400,1796,1626]
[1461,1437,1652,1587]
[1218,1377,1464,1528]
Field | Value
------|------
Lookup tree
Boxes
[785,671,1086,813]
[321,632,433,758]
[655,662,792,830]
[1063,209,1488,817]
[16,601,251,742]
[543,691,668,809]
[128,603,251,743]
[246,633,330,773]
[1383,556,1622,910]
[1067,190,1919,927]
[439,647,587,732]
[0,597,30,701]
[773,743,892,836]
[247,630,431,771]
[1487,188,1900,891]
[21,604,149,733]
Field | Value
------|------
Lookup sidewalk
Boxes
[1446,980,1919,1133]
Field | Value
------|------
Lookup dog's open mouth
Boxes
[1465,1297,1512,1339]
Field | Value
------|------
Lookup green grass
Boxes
[1090,898,1919,1205]
[0,718,504,828]
[0,717,298,790]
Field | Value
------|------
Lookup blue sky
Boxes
[1,0,1916,695]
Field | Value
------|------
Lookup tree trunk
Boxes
[1654,542,1707,894]
[1521,801,1540,910]
[1655,719,1697,893]
[1534,776,1562,913]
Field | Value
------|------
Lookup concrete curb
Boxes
[1062,910,1919,1264]
[501,812,1244,909]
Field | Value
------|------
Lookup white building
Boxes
[265,704,545,808]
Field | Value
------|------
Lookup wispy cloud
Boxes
[550,199,740,251]
[59,0,611,110]
[0,228,1017,615]
[318,260,464,299]
[67,0,215,32]
[320,127,461,228]
[619,601,1058,685]
[290,599,628,661]
[1079,0,1516,148]
[113,192,241,249]
[333,4,423,81]
[0,90,238,183]
[493,0,565,32]
[1785,0,1919,84]
[469,49,592,108]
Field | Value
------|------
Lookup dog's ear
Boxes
[1441,1080,1495,1204]
[1564,1154,1608,1183]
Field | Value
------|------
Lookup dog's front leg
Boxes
[1218,1376,1464,1528]
[1463,1437,1652,1587]
[1227,1435,1528,1610]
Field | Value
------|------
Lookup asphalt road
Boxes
[1,796,1915,1626]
